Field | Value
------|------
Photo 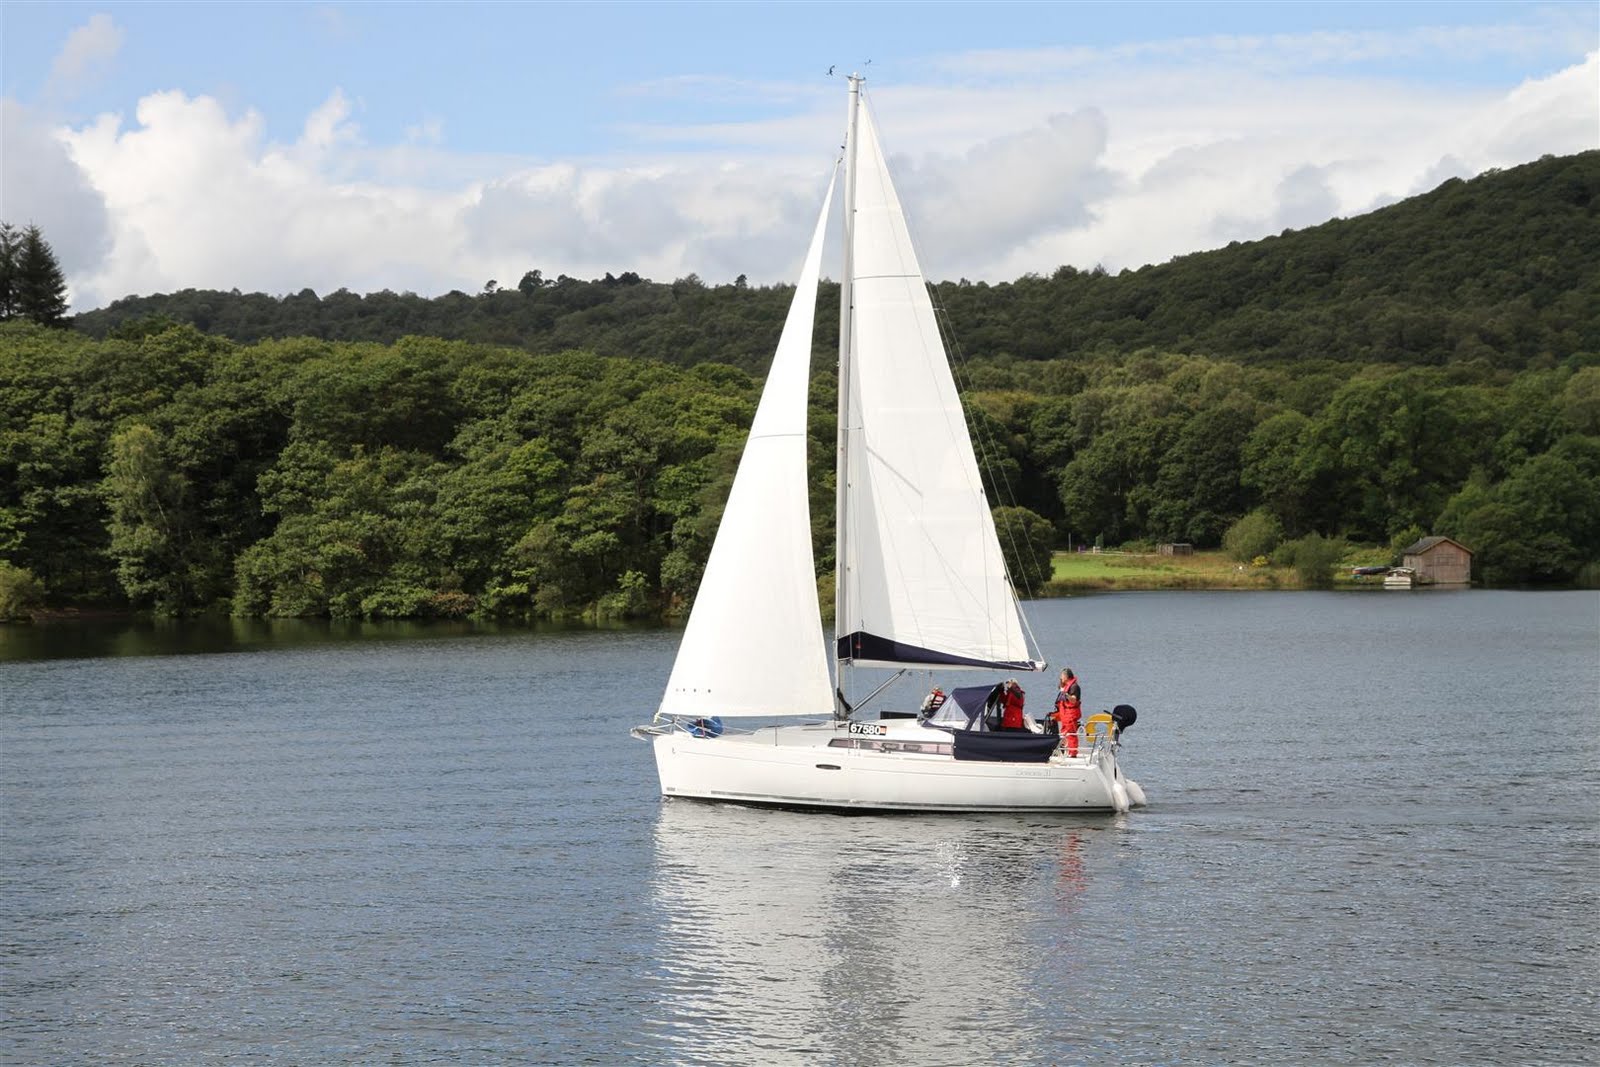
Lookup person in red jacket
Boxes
[1000,679,1027,730]
[1052,667,1082,755]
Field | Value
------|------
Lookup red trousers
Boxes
[1053,711,1081,755]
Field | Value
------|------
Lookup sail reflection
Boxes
[642,802,1116,1064]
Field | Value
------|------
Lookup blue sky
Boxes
[3,2,1596,309]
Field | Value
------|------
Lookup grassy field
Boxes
[1043,550,1280,591]
[1046,550,1282,592]
[1044,548,1402,593]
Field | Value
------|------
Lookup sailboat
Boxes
[631,76,1146,813]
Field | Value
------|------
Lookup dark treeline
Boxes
[2,151,1598,619]
[74,152,1600,372]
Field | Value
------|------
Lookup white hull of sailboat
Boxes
[647,723,1145,813]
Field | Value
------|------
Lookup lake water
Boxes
[2,590,1596,1065]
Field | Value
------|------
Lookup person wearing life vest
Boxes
[997,679,1027,730]
[919,686,947,717]
[1052,667,1082,755]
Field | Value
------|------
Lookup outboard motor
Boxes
[1111,704,1137,736]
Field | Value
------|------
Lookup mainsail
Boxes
[835,92,1039,672]
[657,172,838,718]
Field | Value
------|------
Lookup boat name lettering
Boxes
[848,722,888,736]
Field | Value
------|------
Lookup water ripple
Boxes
[2,592,1596,1064]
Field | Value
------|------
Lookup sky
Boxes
[2,1,1597,312]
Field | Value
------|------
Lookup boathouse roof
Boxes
[1401,535,1472,557]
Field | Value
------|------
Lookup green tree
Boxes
[993,505,1056,596]
[1559,366,1600,435]
[1275,532,1346,589]
[0,562,44,619]
[1222,509,1284,562]
[235,444,451,618]
[1303,372,1498,541]
[966,402,1028,511]
[1388,523,1426,560]
[286,336,465,456]
[1493,451,1600,579]
[1241,410,1320,535]
[0,325,115,599]
[1058,408,1180,546]
[1437,441,1600,583]
[435,421,566,606]
[0,222,16,320]
[10,225,69,326]
[1148,398,1258,545]
[103,423,213,614]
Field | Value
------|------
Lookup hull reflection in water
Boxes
[642,802,1117,1063]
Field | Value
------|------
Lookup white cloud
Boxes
[12,29,1598,312]
[45,14,124,100]
[977,50,1599,277]
[1469,49,1600,165]
[60,90,471,304]
[893,108,1116,279]
[45,87,827,307]
[1271,165,1341,234]
[300,88,358,151]
[0,100,112,295]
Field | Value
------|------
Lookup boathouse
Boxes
[1401,536,1473,585]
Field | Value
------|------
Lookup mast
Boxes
[833,74,862,719]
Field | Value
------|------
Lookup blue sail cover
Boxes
[951,730,1059,763]
[838,632,1044,672]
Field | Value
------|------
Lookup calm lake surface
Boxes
[3,590,1596,1065]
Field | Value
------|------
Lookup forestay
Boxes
[835,96,1039,672]
[657,172,838,718]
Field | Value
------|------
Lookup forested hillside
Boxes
[3,151,1597,620]
[3,321,1597,619]
[73,152,1600,372]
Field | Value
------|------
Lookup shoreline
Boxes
[2,579,1452,630]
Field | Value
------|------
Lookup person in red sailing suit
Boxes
[1000,679,1027,730]
[1052,667,1083,755]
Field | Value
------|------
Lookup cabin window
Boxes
[827,738,951,755]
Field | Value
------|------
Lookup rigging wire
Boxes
[932,291,1051,663]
